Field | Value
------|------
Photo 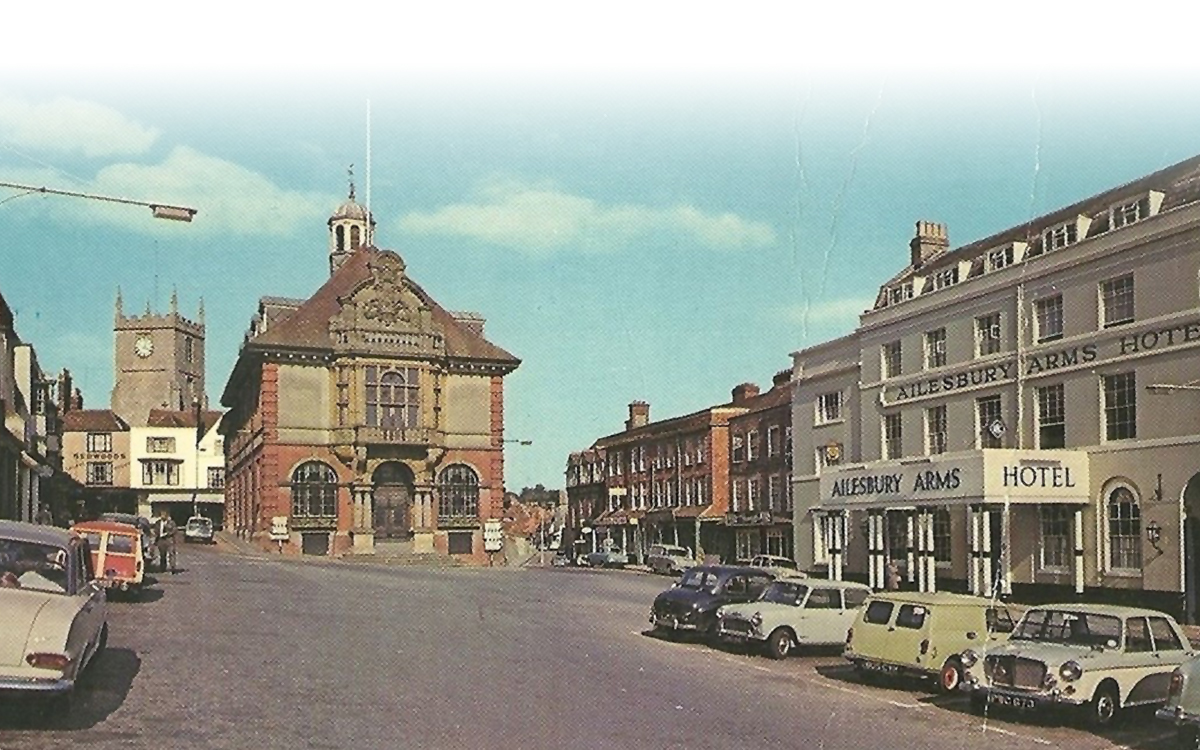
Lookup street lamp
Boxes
[0,181,198,222]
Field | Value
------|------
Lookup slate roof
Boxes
[247,246,518,365]
[146,409,224,433]
[62,410,129,433]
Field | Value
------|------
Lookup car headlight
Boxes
[751,612,763,627]
[1059,661,1083,682]
[960,649,978,668]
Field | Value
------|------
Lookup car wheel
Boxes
[937,657,962,694]
[765,628,793,660]
[1087,682,1121,727]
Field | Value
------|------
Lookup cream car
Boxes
[716,577,871,659]
[0,521,109,716]
[962,604,1194,727]
[1157,654,1200,748]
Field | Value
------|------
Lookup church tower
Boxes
[111,288,207,426]
[328,174,376,276]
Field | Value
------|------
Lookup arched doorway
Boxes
[373,462,415,540]
[1182,473,1200,623]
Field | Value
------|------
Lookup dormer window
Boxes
[888,282,913,306]
[1044,222,1077,252]
[930,267,959,292]
[1110,191,1164,230]
[1041,216,1091,255]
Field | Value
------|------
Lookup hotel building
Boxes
[794,154,1200,622]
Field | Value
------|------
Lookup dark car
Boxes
[649,564,776,640]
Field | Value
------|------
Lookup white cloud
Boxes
[782,297,874,326]
[4,147,333,237]
[397,176,776,254]
[0,95,159,158]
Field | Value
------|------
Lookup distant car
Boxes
[0,520,109,716]
[550,550,574,567]
[650,564,776,640]
[72,520,146,595]
[184,516,214,544]
[717,577,872,659]
[963,603,1195,726]
[585,548,627,568]
[747,554,802,576]
[646,544,699,576]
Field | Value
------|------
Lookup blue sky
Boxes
[4,4,1200,490]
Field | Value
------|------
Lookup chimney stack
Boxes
[732,383,761,405]
[910,220,949,268]
[626,401,650,431]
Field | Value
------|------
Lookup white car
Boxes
[961,603,1195,726]
[184,516,215,544]
[646,544,698,576]
[0,521,109,716]
[746,554,803,577]
[716,577,871,659]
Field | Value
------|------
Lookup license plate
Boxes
[860,661,900,675]
[988,693,1037,710]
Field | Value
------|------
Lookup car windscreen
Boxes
[760,581,808,605]
[1012,609,1122,648]
[0,539,70,594]
[678,569,718,589]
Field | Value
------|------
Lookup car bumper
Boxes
[1157,705,1200,727]
[0,674,74,695]
[651,614,701,632]
[964,684,1086,710]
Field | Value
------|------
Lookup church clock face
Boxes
[134,334,154,358]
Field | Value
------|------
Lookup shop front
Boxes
[812,450,1089,596]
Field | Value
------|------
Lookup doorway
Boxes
[373,462,415,540]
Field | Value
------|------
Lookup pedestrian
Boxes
[886,558,901,591]
[154,510,178,574]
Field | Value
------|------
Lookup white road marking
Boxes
[975,724,1052,745]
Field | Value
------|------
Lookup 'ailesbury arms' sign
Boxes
[887,318,1200,402]
[819,451,1089,508]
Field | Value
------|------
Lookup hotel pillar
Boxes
[1073,506,1085,595]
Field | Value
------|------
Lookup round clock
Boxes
[134,334,154,358]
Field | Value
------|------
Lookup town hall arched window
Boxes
[335,225,345,253]
[438,464,479,520]
[291,461,338,517]
[365,366,420,429]
[1107,485,1141,571]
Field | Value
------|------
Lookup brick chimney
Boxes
[451,311,485,336]
[910,220,949,269]
[626,401,650,431]
[771,368,792,389]
[57,369,74,414]
[731,383,761,405]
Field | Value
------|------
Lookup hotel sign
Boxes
[817,450,1089,509]
[885,317,1200,403]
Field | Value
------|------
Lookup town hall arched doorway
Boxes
[373,462,415,540]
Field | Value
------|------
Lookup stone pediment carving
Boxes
[330,250,445,356]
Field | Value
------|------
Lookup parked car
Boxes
[550,549,574,567]
[585,548,627,568]
[717,577,872,659]
[747,554,802,576]
[0,520,109,715]
[962,603,1195,726]
[1157,654,1200,747]
[71,520,145,595]
[844,591,1021,693]
[184,515,215,544]
[650,564,776,640]
[646,544,699,576]
[98,512,155,567]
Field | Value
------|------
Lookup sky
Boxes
[4,3,1200,491]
